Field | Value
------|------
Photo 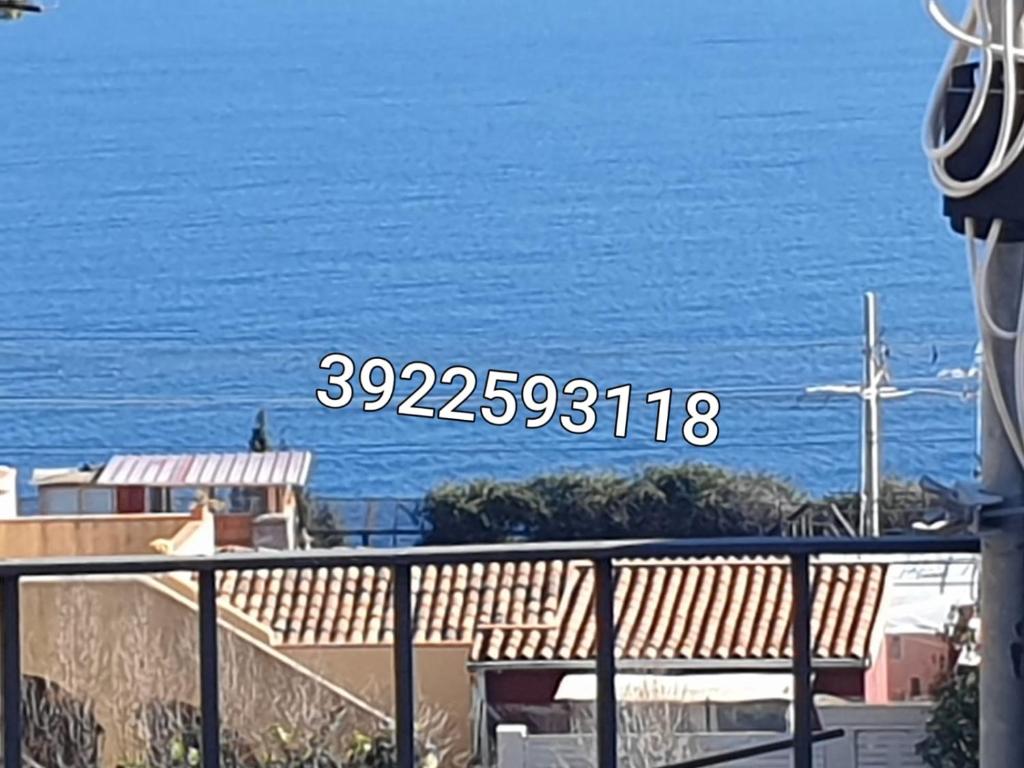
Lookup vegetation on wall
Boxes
[22,675,104,768]
[118,718,428,768]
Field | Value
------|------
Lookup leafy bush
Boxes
[420,464,806,544]
[419,464,943,544]
[916,668,978,768]
[22,675,104,768]
[916,606,979,768]
[119,717,437,768]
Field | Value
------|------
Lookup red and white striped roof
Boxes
[95,451,312,488]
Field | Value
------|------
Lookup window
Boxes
[170,488,199,514]
[228,487,268,515]
[148,487,169,513]
[891,636,903,660]
[80,488,114,514]
[38,487,113,515]
[41,488,79,515]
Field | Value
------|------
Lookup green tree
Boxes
[916,668,978,768]
[250,410,272,453]
[916,607,979,768]
[421,463,807,544]
[421,465,940,544]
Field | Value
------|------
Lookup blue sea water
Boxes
[0,0,981,501]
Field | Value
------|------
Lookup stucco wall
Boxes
[882,633,951,701]
[0,513,204,558]
[283,643,473,761]
[7,577,389,766]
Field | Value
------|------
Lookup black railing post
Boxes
[791,553,813,768]
[392,563,416,768]
[1,576,21,768]
[594,557,618,768]
[198,570,222,768]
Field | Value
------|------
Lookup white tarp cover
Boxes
[553,673,793,703]
[884,556,979,634]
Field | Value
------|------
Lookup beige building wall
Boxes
[6,577,390,766]
[0,513,207,558]
[284,643,474,761]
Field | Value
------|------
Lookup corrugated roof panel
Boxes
[181,454,206,486]
[242,453,263,486]
[95,451,312,487]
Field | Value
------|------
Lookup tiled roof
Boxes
[214,558,887,665]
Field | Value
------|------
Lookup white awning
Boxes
[554,674,793,704]
[94,451,312,488]
[32,467,101,487]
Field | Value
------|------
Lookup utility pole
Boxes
[862,292,883,538]
[806,292,910,536]
[920,0,1024,757]
[971,3,1024,762]
[978,241,1024,768]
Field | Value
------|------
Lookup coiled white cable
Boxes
[923,0,1024,197]
[926,1,1024,470]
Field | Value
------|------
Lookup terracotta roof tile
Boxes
[212,558,887,664]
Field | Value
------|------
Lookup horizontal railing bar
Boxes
[467,658,868,671]
[657,728,846,768]
[0,535,979,577]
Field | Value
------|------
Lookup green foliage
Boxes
[249,410,273,453]
[344,732,396,768]
[130,699,260,768]
[814,478,937,533]
[22,675,104,768]
[120,724,429,768]
[916,607,980,768]
[421,464,941,544]
[246,410,935,546]
[916,668,979,768]
[421,463,807,544]
[244,410,347,547]
[295,488,349,548]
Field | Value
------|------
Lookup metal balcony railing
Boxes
[0,535,980,768]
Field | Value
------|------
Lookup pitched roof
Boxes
[214,558,887,665]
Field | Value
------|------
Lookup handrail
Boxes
[0,535,979,768]
[0,534,979,576]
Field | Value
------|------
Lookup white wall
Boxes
[496,705,931,768]
[0,466,16,518]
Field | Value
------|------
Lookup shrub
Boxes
[916,606,979,768]
[421,464,805,544]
